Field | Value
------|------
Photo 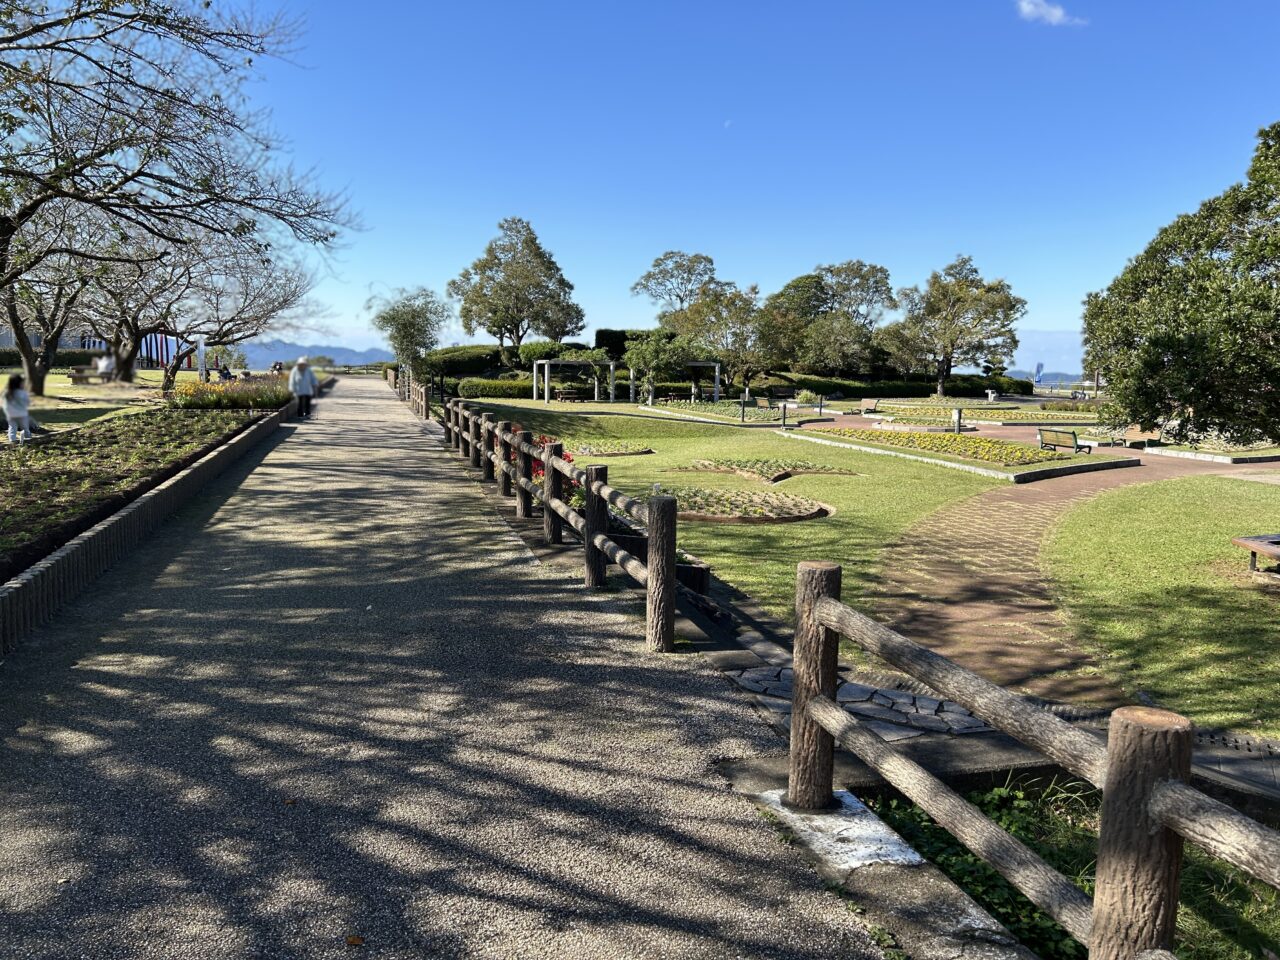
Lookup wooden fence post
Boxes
[1090,706,1193,960]
[443,400,453,444]
[481,413,495,482]
[543,441,563,544]
[452,401,463,450]
[458,404,472,458]
[469,412,482,468]
[583,464,608,588]
[515,430,534,519]
[646,495,677,652]
[787,561,843,810]
[497,421,512,496]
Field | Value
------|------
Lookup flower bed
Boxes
[642,485,830,523]
[653,400,781,422]
[810,428,1069,466]
[565,438,654,457]
[170,377,292,409]
[1,409,256,580]
[683,457,858,483]
[878,404,1098,423]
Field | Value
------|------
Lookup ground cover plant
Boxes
[467,399,997,617]
[877,404,1098,423]
[645,484,828,521]
[870,777,1280,960]
[0,409,254,579]
[652,399,781,421]
[683,457,855,482]
[1045,476,1280,737]
[564,437,652,456]
[811,427,1069,466]
[170,377,292,409]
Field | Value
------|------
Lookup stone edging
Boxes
[780,430,1142,484]
[0,399,301,653]
[1140,444,1280,464]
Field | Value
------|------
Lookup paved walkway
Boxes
[0,379,876,960]
[856,419,1280,707]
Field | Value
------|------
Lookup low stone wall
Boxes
[0,400,297,653]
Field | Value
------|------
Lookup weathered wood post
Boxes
[543,441,564,544]
[452,401,463,450]
[443,399,454,444]
[497,421,513,496]
[515,430,534,519]
[645,495,677,652]
[469,412,482,468]
[787,561,843,810]
[583,464,608,588]
[481,413,495,482]
[1090,706,1194,960]
[458,404,472,458]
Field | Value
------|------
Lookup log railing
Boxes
[440,399,676,651]
[788,561,1280,960]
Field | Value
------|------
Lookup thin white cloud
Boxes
[1016,0,1086,26]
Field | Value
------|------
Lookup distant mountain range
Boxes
[1009,368,1086,384]
[242,339,392,368]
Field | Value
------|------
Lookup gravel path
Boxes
[0,378,877,960]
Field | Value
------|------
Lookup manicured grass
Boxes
[649,399,783,422]
[1045,476,1280,737]
[808,427,1069,466]
[471,401,997,618]
[871,776,1280,960]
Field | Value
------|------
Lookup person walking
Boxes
[4,373,33,443]
[288,356,319,419]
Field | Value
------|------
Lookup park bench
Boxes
[555,387,586,402]
[1038,427,1089,454]
[68,365,110,386]
[860,398,879,413]
[771,386,796,402]
[1232,534,1280,575]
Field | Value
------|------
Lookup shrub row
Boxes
[457,378,536,399]
[0,347,107,369]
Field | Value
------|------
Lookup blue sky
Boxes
[253,1,1280,371]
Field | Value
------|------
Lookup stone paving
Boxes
[0,378,880,960]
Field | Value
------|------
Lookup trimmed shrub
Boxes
[0,347,108,370]
[458,377,537,399]
[424,344,503,376]
[595,328,656,360]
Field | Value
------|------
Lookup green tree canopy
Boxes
[669,281,765,388]
[888,255,1024,397]
[369,287,450,378]
[1083,122,1280,444]
[447,217,584,354]
[758,273,828,371]
[622,329,698,404]
[630,251,716,322]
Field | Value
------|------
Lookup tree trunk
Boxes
[935,356,953,398]
[161,348,196,392]
[115,336,142,382]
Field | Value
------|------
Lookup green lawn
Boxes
[470,401,997,618]
[1045,476,1280,737]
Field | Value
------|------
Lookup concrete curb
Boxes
[1140,444,1280,464]
[0,397,303,653]
[780,430,1142,484]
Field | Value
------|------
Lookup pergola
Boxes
[628,360,723,403]
[532,358,620,403]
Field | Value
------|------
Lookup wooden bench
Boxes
[1232,534,1280,574]
[555,388,586,402]
[1038,428,1088,454]
[68,366,111,386]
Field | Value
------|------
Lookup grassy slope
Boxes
[1045,476,1280,736]
[799,428,1120,475]
[475,401,996,619]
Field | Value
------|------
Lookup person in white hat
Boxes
[288,356,319,418]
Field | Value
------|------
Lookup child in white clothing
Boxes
[4,374,32,442]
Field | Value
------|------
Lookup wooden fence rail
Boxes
[789,560,1280,960]
[437,400,676,651]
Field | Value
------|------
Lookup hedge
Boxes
[423,344,503,376]
[595,328,657,360]
[516,340,589,368]
[458,378,537,399]
[756,373,1033,399]
[0,347,107,369]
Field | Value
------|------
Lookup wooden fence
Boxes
[787,561,1280,960]
[439,399,677,651]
